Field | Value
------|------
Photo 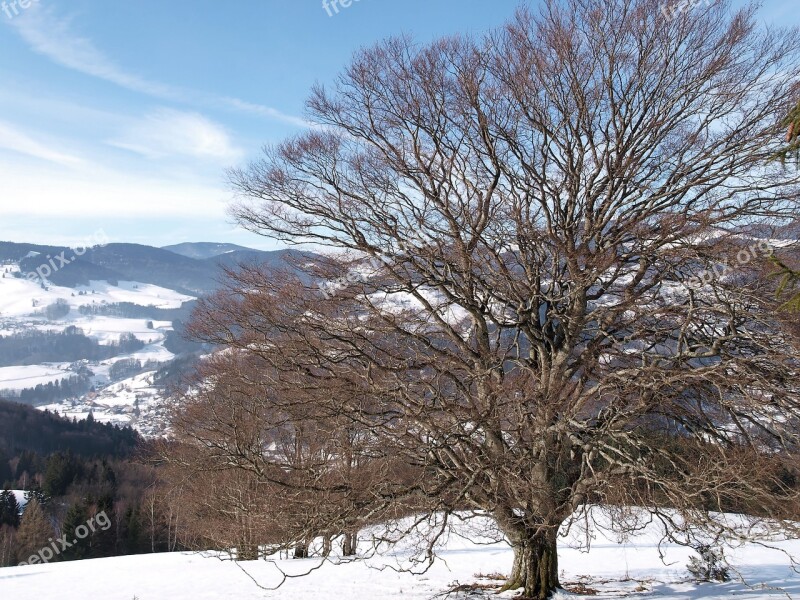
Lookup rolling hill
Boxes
[1,241,307,295]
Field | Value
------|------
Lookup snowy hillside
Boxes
[0,263,196,436]
[1,510,798,599]
[0,365,73,390]
[39,371,171,437]
[10,491,27,510]
[0,266,192,319]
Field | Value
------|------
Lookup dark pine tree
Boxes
[0,490,20,528]
[42,452,81,498]
[121,504,145,555]
[61,501,90,561]
[0,450,12,487]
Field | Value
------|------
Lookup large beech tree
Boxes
[176,0,800,597]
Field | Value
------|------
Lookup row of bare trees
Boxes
[157,350,394,560]
[161,0,800,597]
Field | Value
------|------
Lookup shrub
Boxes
[687,545,730,582]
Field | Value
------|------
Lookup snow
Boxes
[10,491,27,510]
[70,317,166,344]
[1,510,798,599]
[75,280,194,309]
[0,266,193,319]
[0,365,72,391]
[0,264,187,435]
[39,371,169,436]
[38,371,167,437]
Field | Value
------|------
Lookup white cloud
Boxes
[0,120,83,166]
[110,109,244,162]
[7,7,308,127]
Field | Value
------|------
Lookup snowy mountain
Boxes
[1,241,304,295]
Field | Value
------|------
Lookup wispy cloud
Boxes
[7,6,308,127]
[220,97,314,129]
[0,120,83,166]
[110,108,244,162]
[9,8,182,100]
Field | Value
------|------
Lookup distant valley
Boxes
[0,241,303,437]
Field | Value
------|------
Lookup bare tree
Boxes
[161,349,393,562]
[169,0,800,597]
[0,525,15,567]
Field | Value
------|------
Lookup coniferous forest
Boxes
[0,400,177,567]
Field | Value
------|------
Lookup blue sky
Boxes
[0,0,795,250]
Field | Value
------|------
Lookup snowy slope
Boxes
[1,511,798,599]
[40,371,170,437]
[10,491,27,510]
[0,266,193,319]
[0,365,72,391]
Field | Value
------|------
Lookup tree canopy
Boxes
[168,0,800,597]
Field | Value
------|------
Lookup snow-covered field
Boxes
[0,267,193,319]
[1,512,798,600]
[10,491,27,510]
[74,280,194,309]
[0,365,72,390]
[55,316,167,345]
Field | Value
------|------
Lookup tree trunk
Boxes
[341,531,357,556]
[501,527,560,600]
[293,542,309,559]
[238,543,259,561]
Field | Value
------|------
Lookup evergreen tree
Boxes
[773,100,800,165]
[14,450,39,483]
[42,452,80,497]
[0,449,12,487]
[0,490,20,528]
[769,99,800,312]
[121,504,144,555]
[60,501,89,561]
[90,493,116,558]
[24,486,49,507]
[771,255,800,312]
[101,461,117,489]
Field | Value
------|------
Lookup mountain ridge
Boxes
[0,241,305,295]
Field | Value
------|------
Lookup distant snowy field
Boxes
[10,491,27,510]
[1,512,798,599]
[0,268,193,319]
[0,365,72,390]
[58,316,168,345]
